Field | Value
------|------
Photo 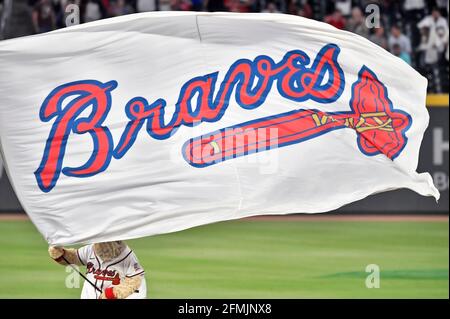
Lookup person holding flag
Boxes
[48,241,147,299]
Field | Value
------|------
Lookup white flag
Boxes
[0,12,439,245]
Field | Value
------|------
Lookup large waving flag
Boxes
[0,12,439,245]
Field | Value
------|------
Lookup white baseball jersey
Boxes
[76,244,147,299]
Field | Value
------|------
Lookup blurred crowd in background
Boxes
[0,0,448,92]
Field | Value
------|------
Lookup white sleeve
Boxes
[125,251,145,277]
[417,17,431,29]
[76,244,92,266]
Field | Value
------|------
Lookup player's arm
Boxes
[48,246,83,266]
[100,275,143,299]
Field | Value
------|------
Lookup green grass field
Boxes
[0,218,447,298]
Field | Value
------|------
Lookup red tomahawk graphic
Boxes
[182,67,412,167]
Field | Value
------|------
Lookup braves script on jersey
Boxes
[77,245,146,299]
[0,12,438,245]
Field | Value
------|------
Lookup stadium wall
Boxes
[0,95,448,214]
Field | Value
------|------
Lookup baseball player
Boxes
[48,241,147,299]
